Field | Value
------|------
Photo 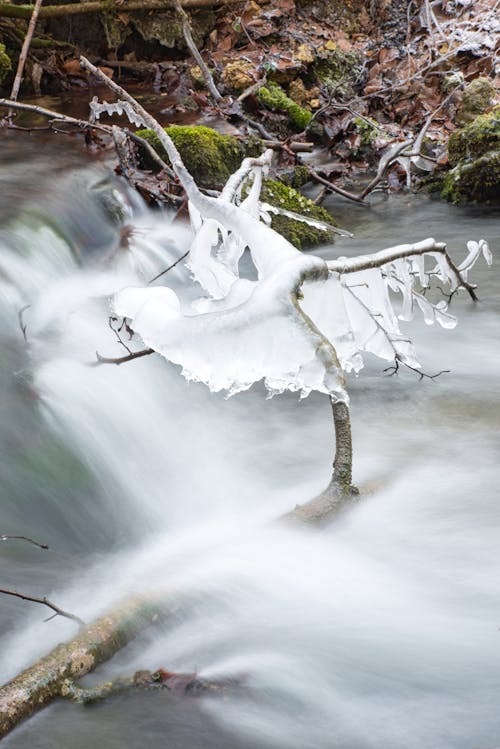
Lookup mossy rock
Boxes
[441,150,500,204]
[259,178,336,249]
[315,49,363,98]
[442,107,500,204]
[136,125,245,189]
[258,82,312,130]
[448,106,500,167]
[0,42,12,84]
[456,77,496,126]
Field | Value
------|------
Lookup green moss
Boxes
[0,42,12,84]
[259,178,336,249]
[258,82,312,130]
[353,116,379,148]
[448,105,500,167]
[441,150,500,204]
[315,49,362,98]
[135,125,244,188]
[442,106,500,203]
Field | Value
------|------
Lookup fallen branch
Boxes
[0,588,84,626]
[0,0,244,20]
[8,0,44,113]
[0,597,159,738]
[306,167,368,205]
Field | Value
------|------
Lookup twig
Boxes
[8,0,44,117]
[93,348,155,366]
[18,304,30,342]
[384,356,450,381]
[173,0,222,101]
[0,588,84,626]
[149,250,190,283]
[1,534,48,550]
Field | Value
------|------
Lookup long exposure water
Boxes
[0,131,499,748]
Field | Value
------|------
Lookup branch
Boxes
[0,0,244,19]
[1,534,48,550]
[93,348,155,366]
[306,167,367,205]
[8,0,44,114]
[383,356,450,381]
[0,597,159,738]
[149,250,190,283]
[327,238,478,300]
[173,0,222,101]
[0,588,84,626]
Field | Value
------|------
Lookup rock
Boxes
[257,178,336,249]
[455,77,496,126]
[136,125,244,188]
[221,60,256,93]
[442,106,500,204]
[258,82,312,130]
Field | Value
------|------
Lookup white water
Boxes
[1,138,500,748]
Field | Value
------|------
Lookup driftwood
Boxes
[0,0,244,19]
[8,0,43,107]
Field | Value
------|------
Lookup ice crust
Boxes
[112,152,489,400]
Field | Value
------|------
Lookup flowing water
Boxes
[1,131,499,749]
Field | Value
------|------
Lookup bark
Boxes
[0,597,159,739]
[173,0,222,101]
[0,0,243,20]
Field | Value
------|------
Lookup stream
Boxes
[0,130,499,749]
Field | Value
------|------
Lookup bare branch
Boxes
[173,0,222,101]
[93,348,155,366]
[306,167,367,205]
[8,0,44,111]
[0,588,84,626]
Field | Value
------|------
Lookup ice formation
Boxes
[98,101,490,401]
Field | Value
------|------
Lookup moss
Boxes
[135,125,244,188]
[441,150,500,204]
[448,105,500,167]
[315,49,362,98]
[258,82,312,130]
[258,178,336,249]
[0,42,11,84]
[456,77,496,126]
[442,106,500,203]
[353,116,379,148]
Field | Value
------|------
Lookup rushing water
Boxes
[1,131,499,749]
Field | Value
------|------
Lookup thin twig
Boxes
[1,534,48,550]
[384,356,450,381]
[149,250,190,283]
[0,588,84,626]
